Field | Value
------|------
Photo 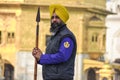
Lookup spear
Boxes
[34,7,40,80]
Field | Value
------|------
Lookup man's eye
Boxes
[55,16,59,19]
[51,16,54,19]
[51,16,59,19]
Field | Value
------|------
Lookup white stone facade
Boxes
[106,0,120,62]
[16,52,42,80]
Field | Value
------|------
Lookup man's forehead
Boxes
[52,13,57,16]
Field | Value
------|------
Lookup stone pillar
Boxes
[74,53,83,80]
[0,55,4,80]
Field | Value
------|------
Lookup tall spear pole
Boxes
[34,7,40,80]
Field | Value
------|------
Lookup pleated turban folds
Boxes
[49,4,69,23]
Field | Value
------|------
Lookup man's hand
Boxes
[32,47,43,61]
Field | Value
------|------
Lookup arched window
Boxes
[4,63,14,80]
[92,33,98,42]
[87,68,96,80]
[7,32,15,43]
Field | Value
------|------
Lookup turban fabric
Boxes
[49,4,69,23]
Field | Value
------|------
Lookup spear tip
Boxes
[36,7,40,22]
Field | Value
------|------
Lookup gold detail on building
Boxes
[97,62,114,80]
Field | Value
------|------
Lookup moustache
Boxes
[51,22,59,29]
[50,22,60,33]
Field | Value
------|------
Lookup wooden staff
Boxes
[34,7,40,80]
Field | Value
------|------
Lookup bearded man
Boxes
[32,4,77,80]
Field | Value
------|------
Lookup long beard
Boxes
[50,22,62,33]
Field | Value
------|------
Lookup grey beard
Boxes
[50,22,61,33]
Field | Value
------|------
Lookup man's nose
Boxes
[53,18,57,22]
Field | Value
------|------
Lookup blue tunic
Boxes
[38,37,74,64]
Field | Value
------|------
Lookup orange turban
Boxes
[49,4,69,23]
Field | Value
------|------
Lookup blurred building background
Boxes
[106,0,120,79]
[0,0,119,80]
[106,0,120,62]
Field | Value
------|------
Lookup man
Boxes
[32,4,77,80]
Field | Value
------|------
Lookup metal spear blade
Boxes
[36,7,40,22]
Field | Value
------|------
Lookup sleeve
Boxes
[38,37,74,65]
